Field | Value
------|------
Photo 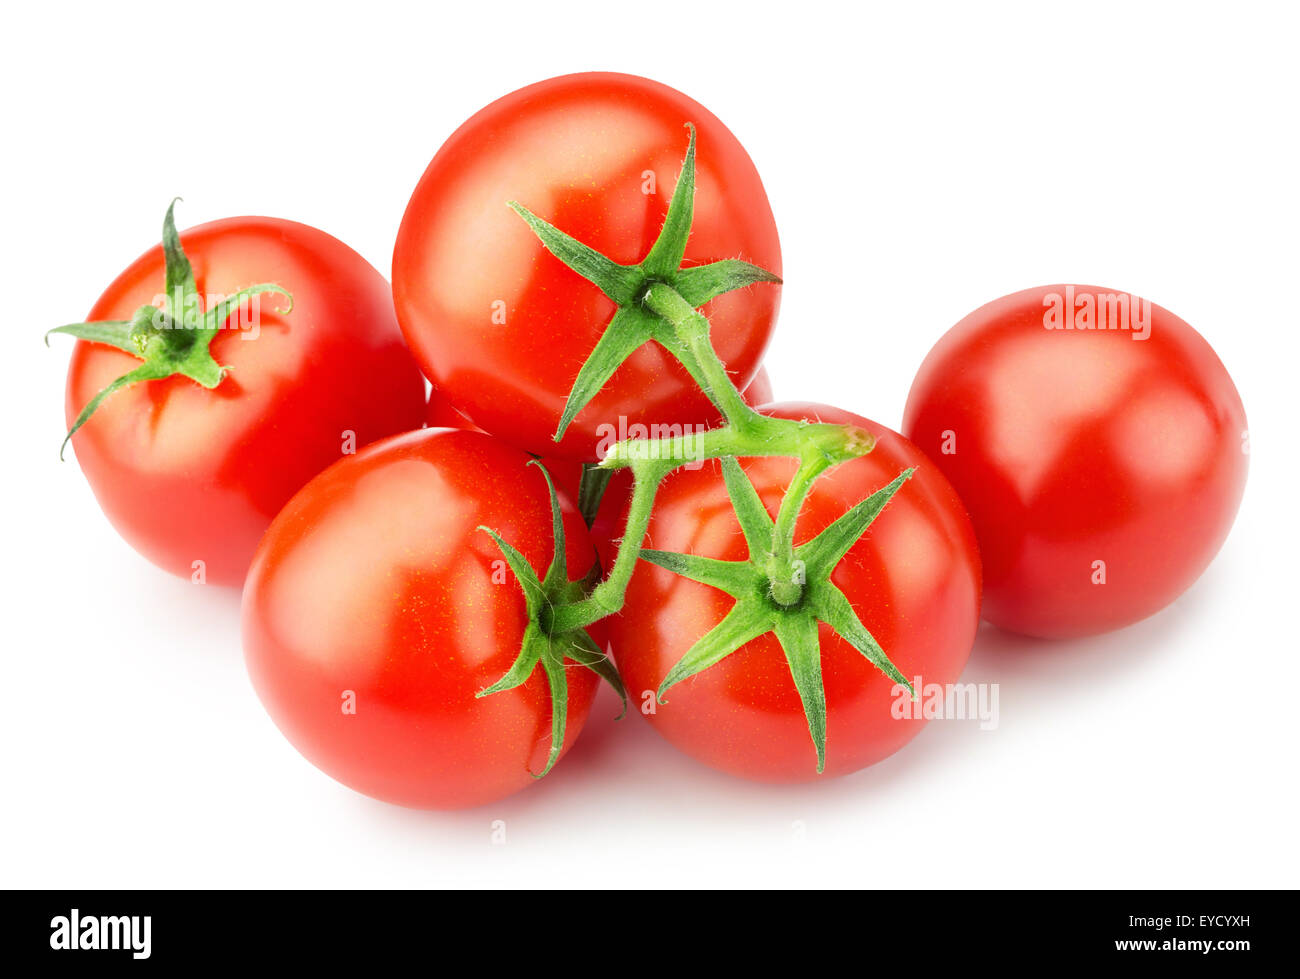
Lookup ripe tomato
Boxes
[64,216,426,586]
[606,403,981,782]
[242,428,605,810]
[393,72,780,461]
[903,285,1248,638]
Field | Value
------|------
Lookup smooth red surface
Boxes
[66,217,426,586]
[903,285,1248,638]
[393,72,781,461]
[606,403,982,782]
[242,428,602,810]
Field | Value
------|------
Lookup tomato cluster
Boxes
[53,73,1246,809]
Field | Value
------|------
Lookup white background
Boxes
[3,1,1297,888]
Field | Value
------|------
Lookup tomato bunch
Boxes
[52,73,1246,809]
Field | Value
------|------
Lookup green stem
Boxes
[560,279,874,625]
[550,460,671,633]
[767,455,831,606]
[601,413,871,472]
[556,277,874,629]
[641,281,760,432]
[533,208,876,640]
[773,457,828,561]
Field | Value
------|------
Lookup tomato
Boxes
[241,428,605,810]
[605,403,981,782]
[393,72,780,461]
[903,285,1248,638]
[64,215,426,586]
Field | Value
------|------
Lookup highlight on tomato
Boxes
[393,72,782,461]
[604,403,982,782]
[49,203,427,586]
[903,285,1247,638]
[241,427,623,810]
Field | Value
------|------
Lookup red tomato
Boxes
[606,403,981,782]
[241,428,604,810]
[903,285,1248,638]
[65,217,426,586]
[393,72,780,461]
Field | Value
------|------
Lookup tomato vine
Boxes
[478,125,916,772]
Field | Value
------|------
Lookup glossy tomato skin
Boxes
[393,72,781,461]
[903,285,1248,639]
[66,217,427,587]
[242,428,602,810]
[606,403,981,782]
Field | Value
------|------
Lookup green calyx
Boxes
[641,458,917,773]
[477,461,626,778]
[46,199,292,458]
[509,123,782,443]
